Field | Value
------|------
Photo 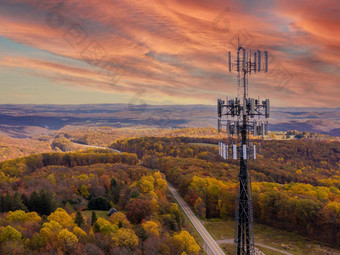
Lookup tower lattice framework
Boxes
[217,42,270,255]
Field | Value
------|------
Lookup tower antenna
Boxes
[218,45,270,255]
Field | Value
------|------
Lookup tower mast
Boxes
[217,44,270,255]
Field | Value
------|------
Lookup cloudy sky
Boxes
[0,0,339,107]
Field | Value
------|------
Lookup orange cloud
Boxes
[0,0,339,106]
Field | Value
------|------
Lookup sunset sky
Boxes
[0,0,339,107]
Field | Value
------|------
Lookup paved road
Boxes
[71,142,121,153]
[216,239,293,255]
[168,183,225,255]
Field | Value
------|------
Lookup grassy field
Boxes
[220,243,234,254]
[81,210,109,219]
[203,218,340,255]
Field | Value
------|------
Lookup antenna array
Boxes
[216,44,270,255]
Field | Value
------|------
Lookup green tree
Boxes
[38,190,57,215]
[28,190,56,215]
[110,177,121,204]
[74,211,85,227]
[0,193,26,212]
[28,191,39,212]
[91,211,97,226]
[88,197,111,210]
[12,192,27,211]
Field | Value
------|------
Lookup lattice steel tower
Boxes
[217,42,270,255]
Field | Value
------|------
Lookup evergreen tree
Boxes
[28,191,39,212]
[110,178,121,204]
[110,178,117,188]
[12,192,27,211]
[0,196,4,213]
[74,211,85,227]
[91,211,97,226]
[93,222,100,233]
[21,194,29,208]
[28,190,56,215]
[88,197,110,210]
[38,190,56,215]
[0,193,26,212]
[3,193,11,212]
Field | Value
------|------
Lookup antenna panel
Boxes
[228,52,232,72]
[233,145,237,160]
[254,52,257,72]
[250,98,255,115]
[218,99,224,118]
[265,99,270,118]
[243,144,247,159]
[237,50,240,72]
[242,49,246,71]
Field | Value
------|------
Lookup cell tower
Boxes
[217,42,270,255]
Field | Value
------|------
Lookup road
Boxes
[71,142,121,153]
[168,183,225,255]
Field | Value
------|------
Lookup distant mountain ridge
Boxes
[0,104,338,137]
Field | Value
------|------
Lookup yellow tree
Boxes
[72,226,87,240]
[137,176,155,193]
[57,229,78,250]
[194,197,206,218]
[0,225,22,243]
[96,218,118,235]
[6,210,41,224]
[112,228,139,248]
[171,231,200,255]
[6,210,26,222]
[154,172,167,191]
[109,212,131,228]
[40,221,62,243]
[321,202,340,245]
[47,208,74,228]
[79,184,90,199]
[142,220,160,237]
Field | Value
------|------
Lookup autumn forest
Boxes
[0,127,339,254]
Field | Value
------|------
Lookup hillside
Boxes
[111,136,340,252]
[0,105,339,138]
[0,128,339,254]
[0,150,201,254]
